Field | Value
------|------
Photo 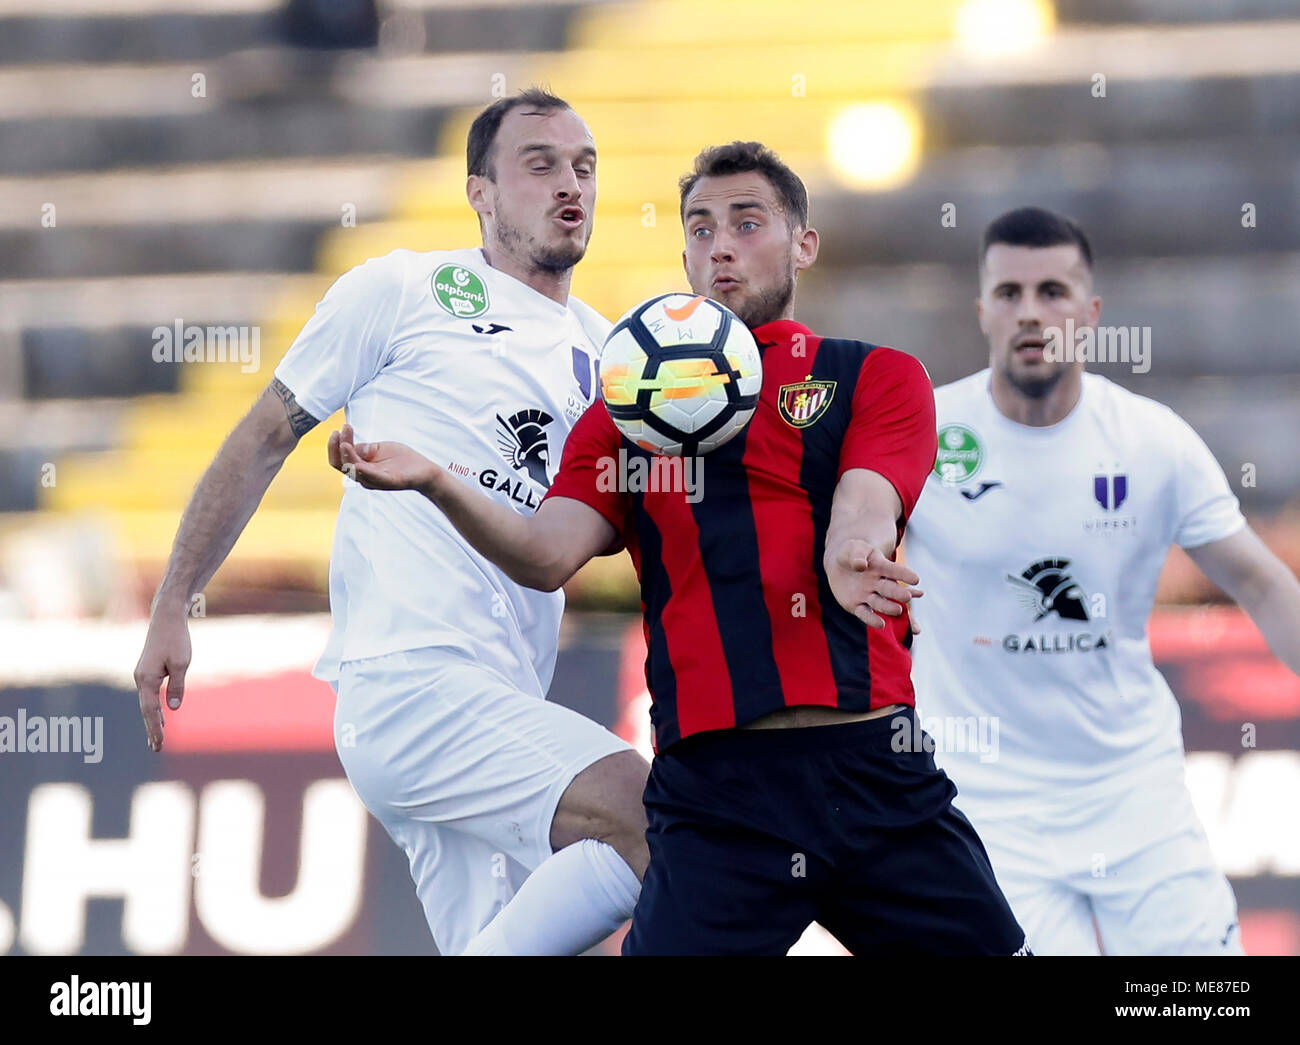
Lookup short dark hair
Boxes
[980,206,1093,268]
[467,87,570,180]
[678,141,809,229]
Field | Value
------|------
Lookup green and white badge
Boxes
[432,263,490,318]
[934,423,984,484]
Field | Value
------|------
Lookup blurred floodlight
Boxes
[825,102,922,192]
[954,0,1055,56]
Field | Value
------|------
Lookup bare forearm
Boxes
[1190,529,1300,679]
[824,469,905,570]
[155,426,289,611]
[421,472,560,590]
[825,513,898,568]
[1243,570,1300,677]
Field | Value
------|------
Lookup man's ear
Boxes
[795,225,819,271]
[466,174,491,219]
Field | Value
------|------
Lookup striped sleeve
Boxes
[838,347,937,519]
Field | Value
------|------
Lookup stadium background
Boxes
[1,0,1297,956]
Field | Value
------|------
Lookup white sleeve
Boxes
[273,253,405,422]
[1168,410,1247,549]
[571,297,613,346]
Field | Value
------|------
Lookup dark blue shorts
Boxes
[622,708,1029,955]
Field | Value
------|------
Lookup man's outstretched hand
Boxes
[826,538,923,629]
[134,609,191,751]
[327,424,443,495]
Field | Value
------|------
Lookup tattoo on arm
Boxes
[271,377,320,438]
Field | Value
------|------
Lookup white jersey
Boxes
[274,247,609,692]
[905,370,1245,815]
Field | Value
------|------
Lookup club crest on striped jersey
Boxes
[777,378,836,428]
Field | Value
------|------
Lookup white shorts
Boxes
[958,767,1243,956]
[332,646,631,956]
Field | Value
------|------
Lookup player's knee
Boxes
[551,807,645,872]
[590,821,649,882]
[552,750,649,869]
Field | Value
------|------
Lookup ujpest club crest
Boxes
[1094,473,1129,510]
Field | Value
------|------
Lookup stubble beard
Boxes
[1000,352,1069,399]
[493,207,587,275]
[730,268,796,330]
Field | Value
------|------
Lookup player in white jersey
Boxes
[905,207,1300,955]
[134,89,649,956]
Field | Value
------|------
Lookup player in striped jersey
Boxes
[330,142,1029,955]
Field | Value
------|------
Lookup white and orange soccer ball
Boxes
[598,293,763,456]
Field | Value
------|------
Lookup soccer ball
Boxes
[598,293,763,456]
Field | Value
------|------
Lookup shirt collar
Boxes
[751,318,814,347]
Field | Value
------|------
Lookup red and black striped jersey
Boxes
[545,319,937,752]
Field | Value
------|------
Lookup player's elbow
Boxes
[518,510,596,592]
[234,394,301,469]
[1239,559,1295,617]
[528,557,574,594]
[219,415,294,484]
[506,552,572,593]
[513,569,564,594]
